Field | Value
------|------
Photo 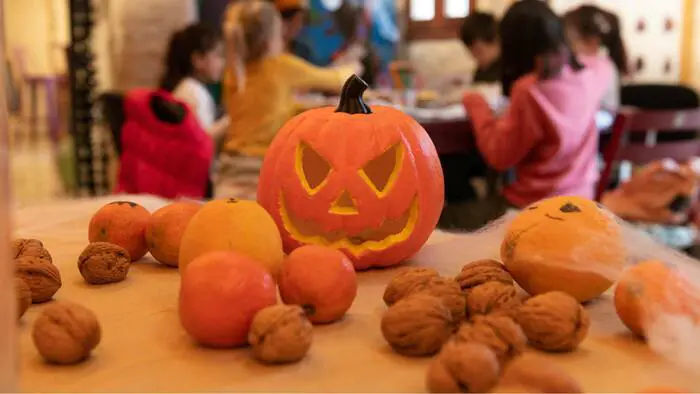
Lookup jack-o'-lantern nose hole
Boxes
[359,143,404,196]
[329,190,358,215]
[297,142,332,193]
[560,202,582,213]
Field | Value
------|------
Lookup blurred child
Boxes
[564,5,629,110]
[216,0,358,200]
[457,0,613,228]
[273,0,311,57]
[459,12,501,84]
[160,23,229,137]
[440,12,501,215]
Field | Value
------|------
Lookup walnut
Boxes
[15,257,61,303]
[16,277,32,319]
[248,305,313,364]
[381,293,453,357]
[514,291,590,352]
[453,314,526,366]
[13,238,52,264]
[455,259,513,291]
[411,277,467,322]
[383,267,440,306]
[78,242,131,285]
[496,353,583,393]
[466,281,522,317]
[425,341,500,393]
[32,300,101,364]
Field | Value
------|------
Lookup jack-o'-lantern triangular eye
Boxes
[360,143,404,196]
[297,142,332,193]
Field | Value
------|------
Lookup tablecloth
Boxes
[14,195,700,392]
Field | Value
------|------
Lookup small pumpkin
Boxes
[501,196,626,302]
[257,75,444,270]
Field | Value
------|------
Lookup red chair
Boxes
[596,107,700,201]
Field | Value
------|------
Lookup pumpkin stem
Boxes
[335,74,372,114]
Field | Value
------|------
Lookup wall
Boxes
[551,0,685,84]
[5,0,67,75]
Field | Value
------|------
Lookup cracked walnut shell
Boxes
[496,353,583,393]
[248,305,313,364]
[16,277,32,319]
[453,314,526,366]
[467,281,522,317]
[13,238,52,263]
[383,267,439,306]
[455,259,513,291]
[78,242,131,285]
[32,300,101,364]
[381,293,453,357]
[16,256,61,303]
[426,341,500,393]
[515,291,590,352]
[411,276,467,322]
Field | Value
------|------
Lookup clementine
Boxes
[146,201,201,267]
[88,201,151,261]
[278,245,357,324]
[501,196,626,302]
[179,251,277,348]
[614,260,700,338]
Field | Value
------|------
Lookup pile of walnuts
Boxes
[380,259,590,393]
[14,238,61,318]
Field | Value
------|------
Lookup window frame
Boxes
[406,0,476,40]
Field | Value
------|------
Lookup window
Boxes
[407,0,475,40]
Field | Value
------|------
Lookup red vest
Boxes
[116,89,213,199]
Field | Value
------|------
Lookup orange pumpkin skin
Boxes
[638,386,689,393]
[257,76,444,270]
[614,260,700,338]
[501,196,626,302]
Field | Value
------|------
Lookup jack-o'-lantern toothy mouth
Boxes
[279,194,419,256]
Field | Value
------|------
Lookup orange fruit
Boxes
[279,245,357,324]
[179,251,277,347]
[179,198,284,278]
[146,201,201,267]
[614,260,700,338]
[501,196,626,302]
[88,201,151,261]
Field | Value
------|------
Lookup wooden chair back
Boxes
[596,107,700,201]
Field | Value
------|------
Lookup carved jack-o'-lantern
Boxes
[257,75,444,270]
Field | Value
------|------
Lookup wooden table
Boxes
[15,195,700,392]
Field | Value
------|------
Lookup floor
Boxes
[9,116,66,208]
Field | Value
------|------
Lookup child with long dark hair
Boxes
[456,0,613,228]
[160,23,228,135]
[565,4,629,109]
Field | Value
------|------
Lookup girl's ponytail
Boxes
[223,1,281,94]
[160,29,188,92]
[600,11,629,76]
[565,5,629,75]
[224,17,247,93]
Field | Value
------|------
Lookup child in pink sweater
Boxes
[463,0,613,210]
